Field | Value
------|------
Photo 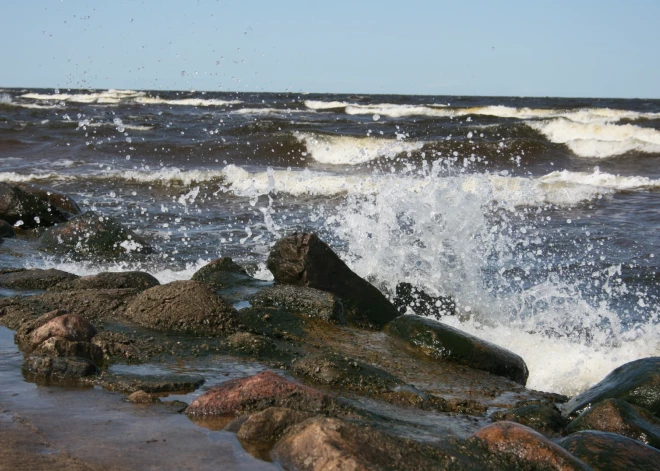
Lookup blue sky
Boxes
[2,0,659,98]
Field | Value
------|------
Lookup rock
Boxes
[236,407,313,443]
[238,306,308,339]
[250,285,345,325]
[22,355,97,380]
[34,337,104,366]
[0,220,16,238]
[0,268,79,290]
[393,282,456,318]
[124,280,243,335]
[384,315,529,385]
[185,371,343,418]
[49,271,160,292]
[492,403,567,435]
[565,398,660,448]
[473,421,591,470]
[97,373,205,394]
[127,390,160,404]
[30,313,97,349]
[39,211,154,257]
[266,233,400,329]
[0,182,68,228]
[559,430,660,471]
[33,288,138,323]
[561,357,660,418]
[223,332,280,358]
[191,257,250,287]
[13,182,82,216]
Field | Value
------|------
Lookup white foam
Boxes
[135,97,242,106]
[303,100,349,110]
[528,119,660,158]
[0,172,62,182]
[21,89,146,104]
[232,107,308,115]
[295,132,425,165]
[0,93,11,105]
[116,168,226,186]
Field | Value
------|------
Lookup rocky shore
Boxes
[1,181,660,470]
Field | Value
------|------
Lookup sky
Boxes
[1,0,659,98]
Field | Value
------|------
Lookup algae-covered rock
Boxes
[250,285,345,325]
[22,355,97,381]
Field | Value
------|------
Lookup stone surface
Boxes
[0,268,79,290]
[236,407,313,443]
[0,219,16,237]
[34,288,138,323]
[561,357,660,418]
[97,373,205,394]
[492,403,567,435]
[250,285,345,325]
[124,280,243,335]
[30,313,97,349]
[22,355,97,380]
[223,332,280,358]
[0,182,68,228]
[127,390,160,403]
[384,315,529,385]
[39,211,154,257]
[393,282,456,319]
[49,271,160,292]
[565,398,660,448]
[34,337,104,366]
[559,430,660,471]
[266,232,400,329]
[191,257,250,287]
[13,182,82,216]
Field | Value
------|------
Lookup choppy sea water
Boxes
[1,88,659,395]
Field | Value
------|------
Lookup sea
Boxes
[1,88,659,396]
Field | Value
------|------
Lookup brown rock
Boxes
[49,271,160,292]
[34,337,104,365]
[127,390,160,403]
[236,407,313,443]
[22,355,97,380]
[30,313,97,349]
[492,403,567,435]
[266,233,399,329]
[34,288,138,323]
[250,284,345,324]
[0,268,79,290]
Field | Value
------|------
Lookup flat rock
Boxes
[384,315,529,385]
[559,430,660,471]
[266,232,400,329]
[97,373,204,394]
[49,271,160,292]
[22,355,97,380]
[250,285,345,325]
[124,280,244,335]
[0,268,78,290]
[0,182,68,228]
[30,313,97,349]
[561,357,660,418]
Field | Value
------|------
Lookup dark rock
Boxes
[492,403,567,435]
[185,371,344,418]
[238,306,307,339]
[124,280,244,335]
[236,407,313,443]
[191,257,250,287]
[127,390,160,404]
[22,355,97,380]
[30,313,97,349]
[91,331,141,361]
[561,357,660,418]
[33,288,138,323]
[97,373,204,394]
[250,285,345,325]
[0,268,79,290]
[565,398,660,448]
[39,211,154,257]
[559,430,660,471]
[0,182,68,228]
[384,315,529,385]
[266,233,399,329]
[473,421,591,470]
[393,282,456,318]
[223,332,280,358]
[34,337,104,366]
[49,271,160,292]
[13,182,82,216]
[0,220,16,238]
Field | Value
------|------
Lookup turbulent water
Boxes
[1,88,659,395]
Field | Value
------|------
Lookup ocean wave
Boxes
[295,132,425,165]
[303,100,350,110]
[0,172,62,182]
[134,97,242,107]
[232,107,309,116]
[527,119,660,158]
[77,120,153,132]
[20,89,146,104]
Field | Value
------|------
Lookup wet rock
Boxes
[561,357,660,418]
[223,332,280,358]
[250,285,345,325]
[393,282,456,318]
[13,182,82,217]
[39,211,154,257]
[34,337,104,366]
[0,268,78,290]
[124,280,244,335]
[97,373,204,394]
[0,182,68,228]
[565,398,660,448]
[492,403,567,435]
[559,430,660,471]
[30,313,97,349]
[266,232,399,329]
[473,421,590,470]
[22,355,97,380]
[34,288,138,323]
[91,334,141,361]
[0,220,16,238]
[236,407,313,443]
[49,271,160,292]
[191,257,250,287]
[384,315,529,385]
[238,306,307,340]
[185,371,344,418]
[127,390,160,404]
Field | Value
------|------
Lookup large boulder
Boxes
[13,182,82,216]
[0,268,79,290]
[561,357,660,418]
[33,288,138,323]
[250,285,345,324]
[124,280,243,335]
[49,271,160,292]
[39,211,154,257]
[559,430,660,471]
[565,398,660,448]
[34,337,104,366]
[0,182,68,228]
[29,313,97,349]
[266,233,399,329]
[384,315,529,385]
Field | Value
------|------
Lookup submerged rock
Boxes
[0,219,16,238]
[384,315,529,385]
[49,271,160,292]
[250,285,345,325]
[266,233,399,328]
[22,355,97,380]
[0,182,68,228]
[30,313,97,349]
[393,282,456,319]
[0,268,78,290]
[561,357,660,418]
[98,373,204,394]
[124,280,243,335]
[559,430,660,471]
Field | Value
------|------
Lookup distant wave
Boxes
[295,132,425,165]
[135,97,242,107]
[304,100,350,110]
[232,108,309,116]
[18,90,242,107]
